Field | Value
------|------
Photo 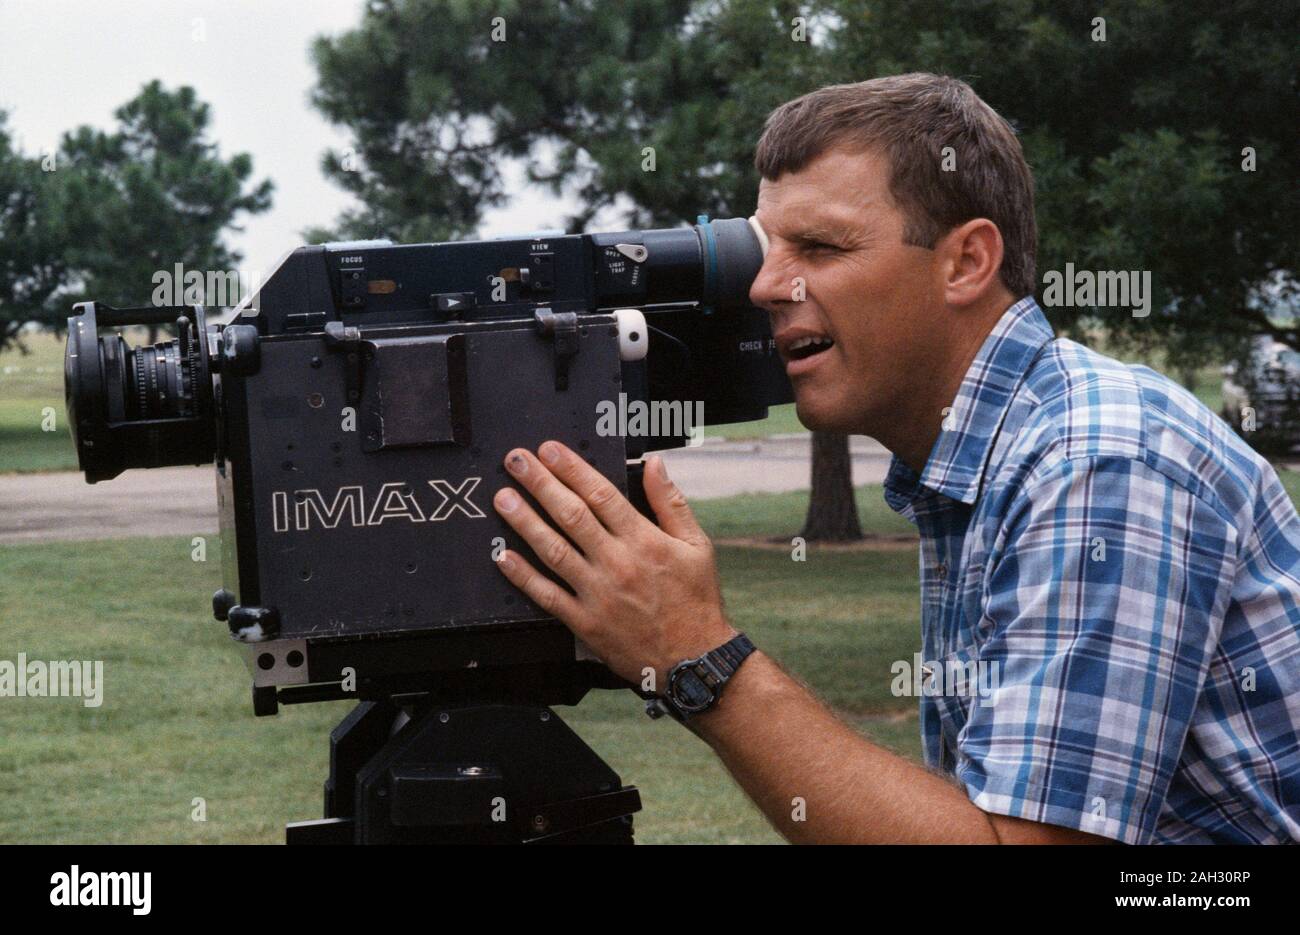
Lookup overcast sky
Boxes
[0,0,575,282]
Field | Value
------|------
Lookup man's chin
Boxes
[793,395,857,435]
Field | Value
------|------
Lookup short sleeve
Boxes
[956,454,1237,844]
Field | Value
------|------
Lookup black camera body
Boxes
[65,217,789,716]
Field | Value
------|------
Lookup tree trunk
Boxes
[799,430,863,542]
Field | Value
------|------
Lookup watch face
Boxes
[671,667,714,712]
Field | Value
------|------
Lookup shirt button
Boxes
[935,562,948,581]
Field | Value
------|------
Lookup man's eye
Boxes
[803,241,840,252]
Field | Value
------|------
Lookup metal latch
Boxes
[324,320,364,407]
[533,307,579,390]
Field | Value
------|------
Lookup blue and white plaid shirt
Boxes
[884,296,1300,844]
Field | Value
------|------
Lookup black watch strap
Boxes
[709,633,756,677]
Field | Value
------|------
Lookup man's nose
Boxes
[748,250,795,311]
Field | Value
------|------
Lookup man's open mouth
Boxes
[786,335,835,361]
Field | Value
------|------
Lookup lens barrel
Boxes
[65,302,217,483]
[591,216,768,310]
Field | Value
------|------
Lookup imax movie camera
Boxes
[63,216,790,842]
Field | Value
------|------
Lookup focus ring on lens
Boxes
[131,347,148,419]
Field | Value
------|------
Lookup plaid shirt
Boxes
[884,296,1300,844]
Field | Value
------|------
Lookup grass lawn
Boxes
[708,402,807,439]
[0,332,78,473]
[0,484,924,844]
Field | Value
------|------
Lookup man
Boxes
[489,74,1300,844]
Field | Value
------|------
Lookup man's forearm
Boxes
[686,651,997,843]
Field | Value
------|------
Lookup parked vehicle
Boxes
[1221,337,1300,454]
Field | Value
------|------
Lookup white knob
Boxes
[613,308,648,362]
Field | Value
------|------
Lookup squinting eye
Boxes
[804,241,840,252]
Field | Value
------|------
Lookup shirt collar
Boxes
[884,296,1054,513]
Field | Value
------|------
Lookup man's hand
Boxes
[491,441,736,687]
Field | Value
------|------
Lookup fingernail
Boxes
[539,441,561,465]
[656,456,669,481]
[497,552,515,571]
[506,452,528,475]
[496,489,520,512]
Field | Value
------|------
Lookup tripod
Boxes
[285,698,642,844]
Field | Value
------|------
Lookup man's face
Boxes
[750,146,945,436]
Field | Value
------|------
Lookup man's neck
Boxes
[884,295,1016,475]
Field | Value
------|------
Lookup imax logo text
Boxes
[272,478,485,532]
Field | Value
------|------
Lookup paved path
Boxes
[0,435,893,544]
[0,466,220,543]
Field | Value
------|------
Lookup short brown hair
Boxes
[754,73,1037,298]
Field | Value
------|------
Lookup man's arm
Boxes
[686,649,1109,843]
[488,440,1111,843]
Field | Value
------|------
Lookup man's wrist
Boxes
[685,648,771,738]
[649,628,754,723]
[657,620,739,688]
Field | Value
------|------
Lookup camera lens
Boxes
[122,337,194,419]
[65,303,217,483]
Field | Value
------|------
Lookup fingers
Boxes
[499,447,608,555]
[493,483,595,590]
[644,454,708,546]
[535,441,646,535]
[494,549,584,625]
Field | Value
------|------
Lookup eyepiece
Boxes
[702,216,766,309]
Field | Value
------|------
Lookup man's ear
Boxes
[937,218,1005,307]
